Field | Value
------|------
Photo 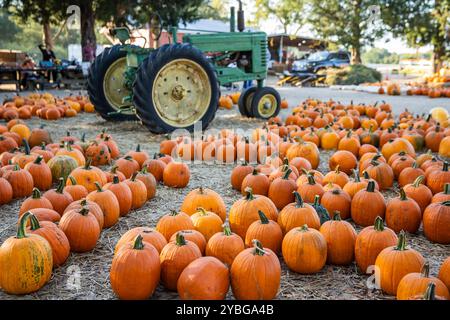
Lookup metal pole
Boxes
[230,7,235,32]
[279,36,283,64]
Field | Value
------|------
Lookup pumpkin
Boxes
[115,155,140,179]
[398,162,425,187]
[104,165,126,183]
[355,216,398,273]
[320,212,357,265]
[241,168,270,196]
[329,151,357,175]
[143,156,166,182]
[110,235,161,300]
[156,211,195,241]
[180,187,226,221]
[169,229,206,254]
[3,164,34,198]
[230,161,253,191]
[286,138,320,169]
[59,206,101,252]
[320,187,351,220]
[125,144,149,168]
[24,156,52,191]
[190,207,223,241]
[423,200,450,244]
[163,161,190,188]
[268,168,297,210]
[386,188,422,233]
[375,231,425,295]
[427,162,450,195]
[311,194,331,225]
[27,126,53,148]
[19,188,53,216]
[277,191,320,234]
[245,210,283,254]
[160,232,202,291]
[404,175,432,213]
[68,159,106,193]
[397,262,450,300]
[27,213,70,267]
[438,257,450,291]
[358,144,378,158]
[86,182,120,228]
[205,222,245,266]
[47,155,78,182]
[177,256,229,300]
[104,175,132,216]
[364,160,394,190]
[351,181,386,227]
[322,166,350,188]
[134,168,156,200]
[432,183,450,203]
[0,177,13,205]
[408,282,448,300]
[25,208,60,224]
[297,173,325,203]
[124,172,147,210]
[63,176,89,201]
[64,199,104,229]
[85,141,111,166]
[230,240,281,300]
[236,137,257,163]
[98,134,120,159]
[0,212,53,294]
[381,138,416,162]
[282,225,327,274]
[289,157,312,173]
[42,178,73,215]
[343,170,368,198]
[0,135,18,154]
[229,187,278,239]
[56,143,85,167]
[114,227,167,255]
[425,125,445,152]
[439,136,450,158]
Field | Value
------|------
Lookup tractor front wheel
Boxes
[250,87,281,120]
[133,44,219,134]
[238,86,257,117]
[87,45,137,121]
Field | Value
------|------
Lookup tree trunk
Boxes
[432,47,445,73]
[350,47,362,65]
[43,22,54,51]
[80,1,97,62]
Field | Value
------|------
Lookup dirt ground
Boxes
[0,84,449,300]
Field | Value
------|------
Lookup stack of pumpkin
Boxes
[0,124,193,295]
[0,92,95,122]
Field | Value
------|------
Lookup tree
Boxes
[2,0,66,50]
[308,0,385,64]
[362,48,400,64]
[198,0,230,21]
[253,0,305,35]
[381,0,449,72]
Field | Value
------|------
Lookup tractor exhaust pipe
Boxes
[237,0,245,32]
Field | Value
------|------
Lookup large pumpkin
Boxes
[375,231,425,295]
[177,256,230,300]
[43,178,74,215]
[110,235,161,300]
[351,181,386,227]
[0,212,53,294]
[86,182,120,228]
[277,191,320,234]
[385,188,422,233]
[205,222,245,266]
[156,211,195,241]
[286,139,320,169]
[68,159,106,193]
[381,138,416,162]
[3,164,34,198]
[114,227,167,255]
[190,207,223,241]
[180,187,226,221]
[230,240,281,300]
[47,155,78,182]
[104,175,132,217]
[245,210,283,254]
[423,200,450,244]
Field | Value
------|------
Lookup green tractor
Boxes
[87,2,280,133]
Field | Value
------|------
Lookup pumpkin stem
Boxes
[84,157,92,169]
[282,168,292,180]
[362,170,370,180]
[412,162,418,169]
[252,239,266,256]
[110,165,119,174]
[300,224,309,232]
[23,139,30,155]
[307,173,316,185]
[130,172,138,181]
[79,207,90,216]
[332,211,342,221]
[34,155,43,164]
[313,194,320,206]
[68,175,77,186]
[17,211,32,239]
[223,222,232,236]
[353,169,361,182]
[31,188,42,199]
[293,191,304,208]
[444,183,450,195]
[135,144,141,152]
[257,210,269,224]
[399,188,407,201]
[112,175,120,184]
[334,165,340,174]
[373,216,385,231]
[81,132,86,142]
[169,210,179,216]
[28,213,41,231]
[422,283,437,300]
[395,230,407,251]
[133,234,144,250]
[80,199,88,206]
[413,175,425,188]
[421,262,430,278]
[94,181,103,192]
[196,207,207,215]
[56,178,65,194]
[366,180,376,192]
[199,186,204,194]
[245,187,255,200]
[346,130,352,138]
[251,168,258,175]
[441,200,450,206]
[444,162,449,172]
[175,232,186,246]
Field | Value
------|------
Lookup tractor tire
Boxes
[87,45,137,121]
[133,44,219,134]
[238,86,257,117]
[250,87,281,120]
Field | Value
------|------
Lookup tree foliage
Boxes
[253,0,305,34]
[362,48,400,64]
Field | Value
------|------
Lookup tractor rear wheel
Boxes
[250,87,281,120]
[87,45,137,121]
[133,44,219,134]
[238,87,257,117]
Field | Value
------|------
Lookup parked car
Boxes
[292,51,350,74]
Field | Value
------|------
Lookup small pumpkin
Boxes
[86,182,120,228]
[329,151,357,175]
[423,200,450,244]
[404,175,432,213]
[63,176,89,201]
[125,144,149,168]
[268,168,297,210]
[190,207,223,241]
[320,187,351,220]
[24,156,52,191]
[277,191,320,234]
[64,199,104,229]
[124,172,147,210]
[115,155,140,179]
[205,222,245,266]
[104,175,132,217]
[432,183,450,203]
[398,162,425,187]
[364,160,394,190]
[114,227,167,255]
[180,187,226,221]
[163,161,190,188]
[230,161,253,191]
[3,164,34,198]
[427,162,450,195]
[43,178,74,215]
[66,159,105,192]
[135,168,157,201]
[343,170,368,198]
[169,229,206,254]
[156,210,195,241]
[160,232,202,291]
[143,155,166,182]
[19,188,53,216]
[245,210,283,254]
[297,173,324,203]
[85,140,111,166]
[375,231,425,295]
[322,166,350,188]
[351,181,386,227]
[110,235,161,300]
[241,168,270,196]
[386,188,422,233]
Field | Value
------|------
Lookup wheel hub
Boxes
[258,94,277,117]
[103,57,132,113]
[171,85,187,101]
